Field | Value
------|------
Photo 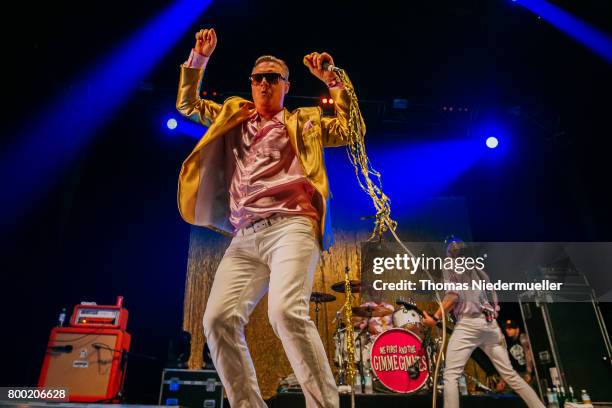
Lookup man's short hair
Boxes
[253,55,289,79]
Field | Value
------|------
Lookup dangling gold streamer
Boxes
[336,69,397,239]
[342,267,356,388]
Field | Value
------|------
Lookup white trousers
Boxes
[443,316,544,408]
[203,216,339,408]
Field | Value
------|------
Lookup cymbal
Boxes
[310,292,337,303]
[331,280,361,293]
[351,305,392,318]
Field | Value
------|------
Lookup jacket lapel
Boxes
[284,108,299,157]
[193,99,255,153]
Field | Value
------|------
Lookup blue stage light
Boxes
[166,115,207,139]
[486,136,499,149]
[167,118,178,130]
[322,136,486,229]
[516,0,612,64]
[0,0,212,229]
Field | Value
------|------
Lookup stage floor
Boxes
[270,392,525,408]
[268,392,612,408]
[5,395,611,408]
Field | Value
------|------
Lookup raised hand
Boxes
[194,28,217,57]
[303,51,337,84]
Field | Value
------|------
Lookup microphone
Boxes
[332,310,341,324]
[464,373,492,392]
[322,61,341,73]
[49,345,73,353]
[474,381,492,392]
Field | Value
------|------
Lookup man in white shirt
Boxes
[422,237,545,408]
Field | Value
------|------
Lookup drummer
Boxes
[351,301,395,335]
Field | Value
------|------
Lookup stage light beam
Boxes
[166,115,208,140]
[0,0,213,229]
[515,0,612,64]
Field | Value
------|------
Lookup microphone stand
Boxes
[357,319,370,394]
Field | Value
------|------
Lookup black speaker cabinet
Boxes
[159,368,223,408]
[519,286,612,402]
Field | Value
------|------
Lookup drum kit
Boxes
[311,280,445,394]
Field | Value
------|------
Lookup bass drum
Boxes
[370,328,429,394]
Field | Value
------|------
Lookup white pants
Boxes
[443,316,544,408]
[203,216,339,408]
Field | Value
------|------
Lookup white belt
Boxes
[235,215,289,236]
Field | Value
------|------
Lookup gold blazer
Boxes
[176,66,365,249]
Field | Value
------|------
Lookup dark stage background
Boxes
[1,0,611,403]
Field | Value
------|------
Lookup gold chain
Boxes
[336,69,397,239]
[342,268,356,387]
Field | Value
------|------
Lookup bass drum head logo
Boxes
[370,328,429,393]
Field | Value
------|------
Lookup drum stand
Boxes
[335,316,347,386]
[310,292,336,332]
[356,317,372,394]
[424,331,445,393]
[313,299,322,329]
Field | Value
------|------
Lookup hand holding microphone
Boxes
[303,52,340,85]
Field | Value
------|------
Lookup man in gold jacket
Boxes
[176,28,365,408]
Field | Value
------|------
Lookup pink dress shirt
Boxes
[225,112,319,230]
[184,50,320,231]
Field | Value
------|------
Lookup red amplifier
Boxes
[70,296,128,330]
[38,326,131,402]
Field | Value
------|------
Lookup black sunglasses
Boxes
[249,73,287,85]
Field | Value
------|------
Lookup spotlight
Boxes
[329,98,334,105]
[486,136,499,149]
[167,118,178,130]
[322,98,328,104]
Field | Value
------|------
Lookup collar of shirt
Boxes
[249,110,285,126]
